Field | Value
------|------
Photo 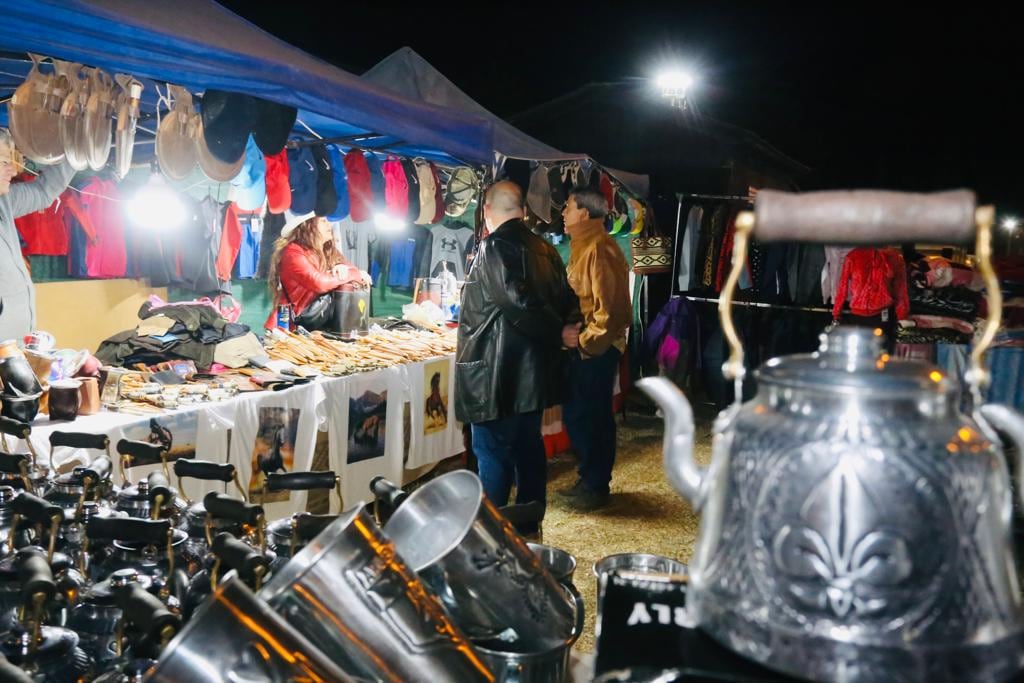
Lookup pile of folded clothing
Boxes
[96,300,256,370]
[899,254,984,344]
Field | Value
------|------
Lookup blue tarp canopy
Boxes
[0,0,494,166]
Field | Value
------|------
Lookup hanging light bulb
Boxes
[126,172,187,230]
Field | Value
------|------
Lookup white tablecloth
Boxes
[12,355,462,514]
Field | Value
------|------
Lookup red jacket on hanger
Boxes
[833,247,910,320]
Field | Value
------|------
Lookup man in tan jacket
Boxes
[558,189,632,510]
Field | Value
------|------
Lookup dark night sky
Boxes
[221,1,1022,216]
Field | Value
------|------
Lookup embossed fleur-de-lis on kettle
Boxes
[772,461,912,619]
[639,189,1024,683]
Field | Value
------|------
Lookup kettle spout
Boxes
[637,378,705,508]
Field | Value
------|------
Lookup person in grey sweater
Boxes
[0,128,76,342]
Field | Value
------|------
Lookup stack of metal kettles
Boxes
[0,408,584,681]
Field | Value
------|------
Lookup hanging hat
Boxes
[526,163,552,224]
[430,163,445,223]
[414,159,437,225]
[252,97,297,156]
[156,86,199,181]
[287,141,318,215]
[281,210,316,238]
[200,89,256,164]
[365,153,386,211]
[326,145,350,221]
[344,150,373,222]
[311,145,338,218]
[444,166,477,217]
[382,157,409,219]
[548,165,568,210]
[196,117,245,182]
[264,149,291,214]
[230,135,266,212]
[400,158,420,223]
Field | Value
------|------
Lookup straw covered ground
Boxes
[540,410,712,653]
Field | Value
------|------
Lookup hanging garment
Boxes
[786,244,827,306]
[325,368,404,507]
[833,247,910,320]
[677,205,703,292]
[234,213,263,279]
[334,215,377,273]
[215,202,244,282]
[13,179,66,256]
[414,159,436,225]
[822,246,854,304]
[79,176,127,278]
[343,150,373,222]
[178,196,224,293]
[405,357,463,469]
[311,145,338,218]
[228,381,327,518]
[428,224,474,280]
[382,157,409,219]
[758,244,790,302]
[548,165,568,211]
[599,173,615,211]
[387,237,417,290]
[63,192,96,278]
[325,145,349,221]
[526,163,552,224]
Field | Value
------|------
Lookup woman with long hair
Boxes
[265,212,370,329]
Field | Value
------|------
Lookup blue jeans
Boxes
[564,348,620,494]
[471,411,546,507]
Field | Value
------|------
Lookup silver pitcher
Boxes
[148,571,353,682]
[640,190,1024,683]
[383,470,578,651]
[260,501,495,683]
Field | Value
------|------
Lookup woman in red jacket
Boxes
[266,212,370,329]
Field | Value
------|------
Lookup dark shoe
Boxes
[557,478,587,499]
[566,487,610,511]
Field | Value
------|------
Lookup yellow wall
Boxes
[35,279,166,353]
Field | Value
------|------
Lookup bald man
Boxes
[455,181,580,534]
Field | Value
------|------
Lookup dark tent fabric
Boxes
[0,0,494,165]
[510,82,808,196]
[363,47,649,197]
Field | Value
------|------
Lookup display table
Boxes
[12,355,464,517]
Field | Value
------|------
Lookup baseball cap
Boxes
[264,148,291,214]
[287,140,317,215]
[230,134,266,211]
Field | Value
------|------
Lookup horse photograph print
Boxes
[250,407,300,501]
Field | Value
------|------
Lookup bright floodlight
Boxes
[374,212,406,234]
[656,70,695,98]
[1002,217,1019,232]
[126,173,187,230]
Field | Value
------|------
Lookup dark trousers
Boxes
[564,347,620,494]
[471,411,546,507]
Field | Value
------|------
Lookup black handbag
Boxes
[291,292,335,331]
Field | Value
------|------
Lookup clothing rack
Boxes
[671,193,755,294]
[676,192,754,203]
[684,295,832,314]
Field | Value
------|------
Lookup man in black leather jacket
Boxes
[455,181,580,529]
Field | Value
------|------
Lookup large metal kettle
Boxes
[640,190,1024,683]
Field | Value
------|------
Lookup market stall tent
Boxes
[0,0,495,166]
[362,47,649,198]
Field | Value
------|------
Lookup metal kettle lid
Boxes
[756,325,957,395]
